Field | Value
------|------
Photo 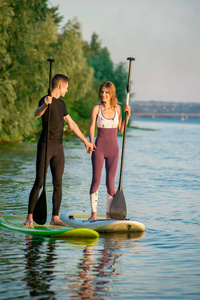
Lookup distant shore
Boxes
[132,113,200,118]
[131,101,200,118]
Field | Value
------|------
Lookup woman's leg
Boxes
[89,148,105,219]
[105,151,119,197]
[105,150,119,218]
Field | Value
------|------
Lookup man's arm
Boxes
[64,114,94,153]
[35,96,52,118]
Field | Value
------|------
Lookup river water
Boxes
[0,117,199,299]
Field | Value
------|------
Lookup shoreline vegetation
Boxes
[129,125,156,131]
[1,2,198,144]
[0,124,155,145]
[0,0,129,144]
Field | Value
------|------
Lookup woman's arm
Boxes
[89,105,98,147]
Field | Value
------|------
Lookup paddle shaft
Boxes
[33,58,55,224]
[118,57,135,191]
[43,58,55,190]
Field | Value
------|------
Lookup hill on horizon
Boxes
[130,100,200,114]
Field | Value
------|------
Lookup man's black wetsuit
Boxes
[28,96,68,215]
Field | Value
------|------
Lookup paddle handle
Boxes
[126,57,135,105]
[47,58,55,95]
[43,58,55,190]
[118,57,135,190]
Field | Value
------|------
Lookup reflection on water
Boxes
[69,232,145,299]
[0,143,37,215]
[0,118,200,299]
[24,236,56,299]
[21,233,144,300]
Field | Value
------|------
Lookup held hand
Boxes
[86,141,95,154]
[124,105,131,118]
[45,95,53,105]
[92,142,97,151]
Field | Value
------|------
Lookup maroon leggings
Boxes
[90,128,119,196]
[28,140,64,215]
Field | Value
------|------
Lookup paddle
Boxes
[110,57,135,220]
[33,58,56,225]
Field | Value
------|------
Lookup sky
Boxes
[49,0,200,103]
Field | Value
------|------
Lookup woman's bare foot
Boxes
[88,212,97,220]
[50,215,68,226]
[24,214,33,226]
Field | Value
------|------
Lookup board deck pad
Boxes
[60,211,145,233]
[0,215,99,238]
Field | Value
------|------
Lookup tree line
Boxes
[0,0,128,142]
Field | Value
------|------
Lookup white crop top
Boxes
[97,105,119,128]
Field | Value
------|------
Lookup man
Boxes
[24,74,93,226]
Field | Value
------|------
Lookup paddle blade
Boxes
[33,189,47,225]
[110,189,127,220]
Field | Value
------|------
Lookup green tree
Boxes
[0,0,61,141]
[84,33,128,109]
[0,1,17,140]
[0,1,130,142]
[112,62,128,107]
[49,18,95,133]
[84,33,113,82]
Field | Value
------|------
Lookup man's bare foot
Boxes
[24,214,33,226]
[88,212,97,220]
[50,215,68,226]
[106,212,111,219]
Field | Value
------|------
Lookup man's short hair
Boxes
[52,74,70,89]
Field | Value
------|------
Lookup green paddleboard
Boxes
[0,215,99,239]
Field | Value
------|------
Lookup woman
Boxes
[89,81,131,220]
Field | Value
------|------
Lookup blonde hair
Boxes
[99,81,119,108]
